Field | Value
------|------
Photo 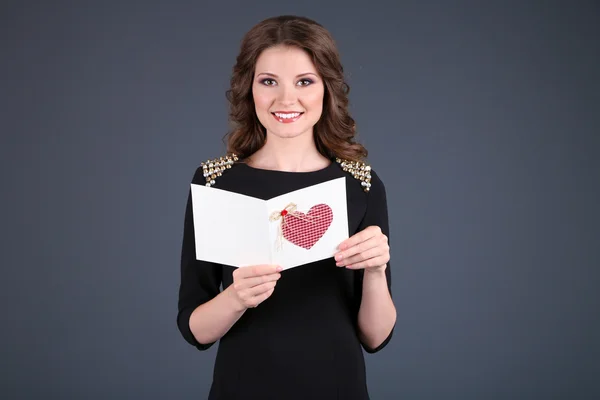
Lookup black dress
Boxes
[177,158,394,400]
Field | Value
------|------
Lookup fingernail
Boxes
[276,265,283,272]
[335,254,342,261]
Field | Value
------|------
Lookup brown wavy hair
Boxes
[223,15,368,162]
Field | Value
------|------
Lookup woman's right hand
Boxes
[228,264,282,311]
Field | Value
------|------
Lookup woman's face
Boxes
[252,45,325,140]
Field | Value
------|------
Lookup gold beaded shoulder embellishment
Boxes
[335,157,372,192]
[201,153,239,187]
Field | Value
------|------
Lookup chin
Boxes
[267,126,313,140]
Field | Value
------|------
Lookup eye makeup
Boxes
[257,77,315,86]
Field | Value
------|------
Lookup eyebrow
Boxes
[256,72,318,78]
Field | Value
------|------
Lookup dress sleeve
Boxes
[354,168,395,354]
[176,167,223,351]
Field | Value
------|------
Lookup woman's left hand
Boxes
[334,226,390,273]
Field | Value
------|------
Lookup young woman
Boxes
[177,15,396,400]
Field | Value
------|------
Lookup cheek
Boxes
[303,90,324,112]
[252,86,272,113]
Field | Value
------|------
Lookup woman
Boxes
[177,15,396,400]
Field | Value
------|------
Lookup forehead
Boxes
[255,45,317,75]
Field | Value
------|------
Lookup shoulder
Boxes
[335,157,381,193]
[191,153,240,187]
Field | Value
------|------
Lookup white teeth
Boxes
[274,112,301,119]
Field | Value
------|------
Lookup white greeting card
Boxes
[190,177,348,270]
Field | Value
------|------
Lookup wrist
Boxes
[224,285,247,313]
[364,264,387,276]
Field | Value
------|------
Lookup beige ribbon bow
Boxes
[269,203,297,222]
[269,203,297,251]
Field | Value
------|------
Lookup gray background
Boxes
[1,1,599,399]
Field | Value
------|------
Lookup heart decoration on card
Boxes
[269,203,333,250]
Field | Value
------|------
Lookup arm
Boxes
[187,285,247,346]
[335,169,396,352]
[187,265,282,345]
[177,171,228,350]
[358,266,396,351]
[177,169,281,349]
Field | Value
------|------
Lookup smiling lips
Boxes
[272,111,304,123]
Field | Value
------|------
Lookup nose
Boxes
[276,83,297,106]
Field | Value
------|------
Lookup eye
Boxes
[260,78,277,86]
[297,78,313,86]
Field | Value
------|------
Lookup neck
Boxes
[247,131,330,172]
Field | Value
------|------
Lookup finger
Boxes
[345,255,389,270]
[242,280,278,298]
[338,226,380,251]
[251,287,275,307]
[236,264,281,278]
[241,273,281,288]
[336,235,380,262]
[338,245,383,266]
[232,273,280,294]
